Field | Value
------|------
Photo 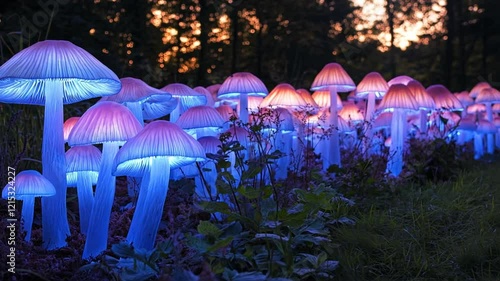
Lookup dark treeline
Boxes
[0,0,499,92]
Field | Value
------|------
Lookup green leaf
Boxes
[111,242,136,258]
[197,221,223,239]
[237,185,260,199]
[220,221,243,238]
[207,236,234,252]
[198,201,231,214]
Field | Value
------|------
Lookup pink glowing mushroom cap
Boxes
[338,103,364,124]
[0,40,121,104]
[63,117,80,142]
[469,82,491,99]
[310,63,356,92]
[216,104,238,122]
[378,84,419,112]
[312,90,343,110]
[296,88,319,108]
[68,101,143,146]
[454,91,474,108]
[113,120,206,177]
[260,83,308,109]
[387,75,414,87]
[407,80,436,110]
[356,72,389,99]
[217,72,268,99]
[426,84,464,111]
[475,88,500,104]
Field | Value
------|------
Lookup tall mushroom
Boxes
[68,101,142,258]
[378,84,419,177]
[113,120,205,250]
[475,87,500,154]
[66,145,101,234]
[407,80,436,135]
[217,72,268,124]
[311,63,356,169]
[0,40,121,249]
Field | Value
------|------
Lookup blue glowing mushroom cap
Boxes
[0,40,121,105]
[198,136,222,155]
[194,86,215,107]
[113,120,206,177]
[66,145,102,187]
[217,72,268,99]
[68,101,142,146]
[2,170,55,199]
[161,83,207,113]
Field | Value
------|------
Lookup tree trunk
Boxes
[231,4,239,73]
[197,0,208,85]
[457,0,466,89]
[445,0,455,88]
[386,0,396,77]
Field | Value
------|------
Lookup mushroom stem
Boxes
[126,169,150,244]
[420,109,428,134]
[21,196,35,241]
[239,93,249,124]
[77,172,95,235]
[134,158,170,250]
[327,87,341,170]
[82,142,119,259]
[485,103,494,154]
[170,102,181,122]
[124,102,144,126]
[387,109,406,176]
[41,80,70,250]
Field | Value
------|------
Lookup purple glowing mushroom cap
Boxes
[176,105,225,130]
[66,146,102,187]
[113,120,206,177]
[197,136,222,155]
[194,86,215,107]
[68,101,143,146]
[142,96,179,120]
[2,170,55,200]
[454,91,474,108]
[0,40,121,104]
[477,119,497,134]
[217,72,268,99]
[105,77,170,103]
[310,63,356,92]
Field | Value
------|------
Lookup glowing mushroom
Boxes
[68,101,142,259]
[0,40,121,249]
[113,120,205,250]
[176,105,225,138]
[475,87,500,154]
[378,84,419,177]
[2,170,55,241]
[311,63,356,170]
[161,83,207,122]
[65,145,101,235]
[217,72,268,124]
[407,80,435,134]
